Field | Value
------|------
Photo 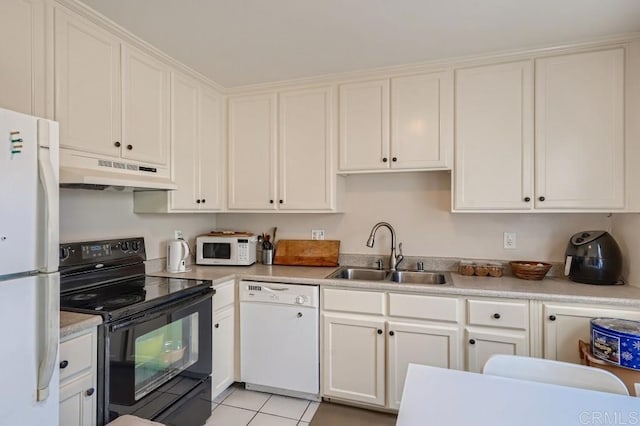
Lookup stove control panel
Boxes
[59,237,146,267]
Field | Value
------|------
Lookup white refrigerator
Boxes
[0,108,60,425]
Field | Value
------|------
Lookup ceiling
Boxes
[78,0,640,88]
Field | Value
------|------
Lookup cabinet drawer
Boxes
[467,299,529,330]
[323,288,385,315]
[213,281,235,311]
[388,293,459,322]
[60,332,93,381]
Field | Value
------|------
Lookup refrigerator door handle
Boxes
[38,120,59,273]
[37,273,59,402]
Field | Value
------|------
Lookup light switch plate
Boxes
[311,229,325,240]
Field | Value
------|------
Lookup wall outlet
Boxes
[504,232,517,249]
[174,230,184,240]
[311,229,325,240]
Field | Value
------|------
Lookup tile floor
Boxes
[206,384,320,426]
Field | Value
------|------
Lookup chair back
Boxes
[483,354,629,395]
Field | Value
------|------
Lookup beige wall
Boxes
[612,214,640,286]
[60,189,216,259]
[217,172,610,262]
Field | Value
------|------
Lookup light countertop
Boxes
[148,263,640,308]
[60,311,102,339]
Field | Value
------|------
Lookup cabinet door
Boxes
[390,72,453,169]
[121,46,170,166]
[322,313,385,406]
[0,0,46,116]
[170,72,200,210]
[279,87,334,210]
[454,61,534,210]
[199,86,224,211]
[339,80,389,171]
[387,321,460,409]
[55,7,121,156]
[60,373,96,426]
[535,49,624,209]
[228,93,277,210]
[543,303,640,364]
[466,328,528,373]
[212,307,235,399]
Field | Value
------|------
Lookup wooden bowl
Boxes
[509,261,552,280]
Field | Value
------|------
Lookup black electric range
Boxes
[60,237,214,426]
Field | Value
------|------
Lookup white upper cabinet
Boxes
[454,47,626,212]
[0,0,46,117]
[454,61,534,210]
[228,93,278,210]
[534,48,625,210]
[339,79,389,171]
[55,6,122,157]
[121,45,170,166]
[279,87,334,210]
[228,87,337,212]
[134,72,224,213]
[339,72,452,172]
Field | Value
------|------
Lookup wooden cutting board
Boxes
[273,240,340,266]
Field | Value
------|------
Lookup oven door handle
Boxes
[109,289,213,332]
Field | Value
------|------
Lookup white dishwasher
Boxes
[240,280,319,399]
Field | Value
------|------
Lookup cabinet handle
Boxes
[493,313,501,319]
[524,197,531,202]
[196,199,201,204]
[392,157,397,162]
[114,141,121,148]
[389,331,395,336]
[539,196,545,202]
[127,144,133,150]
[382,157,388,163]
[549,315,556,321]
[469,339,476,345]
[214,323,219,329]
[59,360,69,369]
[377,329,383,335]
[86,388,95,397]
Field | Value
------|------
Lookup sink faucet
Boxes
[366,222,404,271]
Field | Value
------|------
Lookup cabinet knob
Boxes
[269,200,274,204]
[493,313,501,319]
[279,200,283,204]
[538,196,545,202]
[389,331,395,336]
[524,197,531,202]
[85,388,95,397]
[469,339,476,345]
[377,329,383,335]
[127,144,133,150]
[214,323,219,329]
[196,199,201,204]
[549,315,556,321]
[382,157,388,163]
[392,157,397,162]
[59,360,69,369]
[202,199,206,204]
[114,141,121,148]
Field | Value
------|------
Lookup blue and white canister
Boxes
[591,317,640,371]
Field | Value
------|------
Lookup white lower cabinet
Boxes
[212,280,236,399]
[59,328,98,426]
[543,303,640,364]
[322,313,386,406]
[465,327,528,373]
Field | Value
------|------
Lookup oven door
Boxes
[106,291,212,421]
[197,238,236,265]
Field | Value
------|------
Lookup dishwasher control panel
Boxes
[239,281,318,307]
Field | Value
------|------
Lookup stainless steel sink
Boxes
[389,270,448,285]
[328,267,389,281]
[327,266,449,285]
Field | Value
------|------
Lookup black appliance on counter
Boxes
[60,237,214,426]
[564,231,623,285]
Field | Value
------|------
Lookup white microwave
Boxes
[196,233,257,266]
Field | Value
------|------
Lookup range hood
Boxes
[60,166,177,191]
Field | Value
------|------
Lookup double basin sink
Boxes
[327,266,449,285]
